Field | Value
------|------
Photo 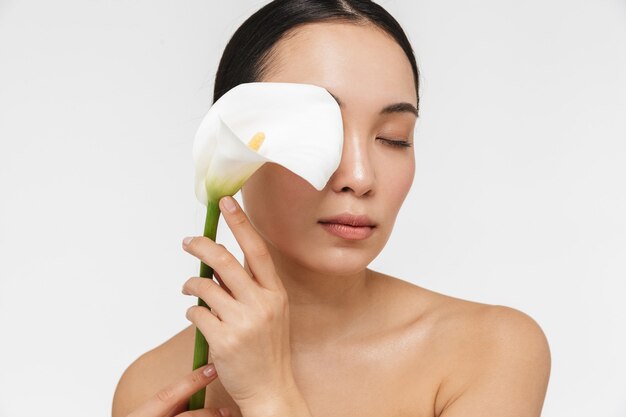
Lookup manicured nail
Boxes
[203,363,216,377]
[221,196,237,213]
[183,236,193,246]
[219,408,230,417]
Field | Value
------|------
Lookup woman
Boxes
[112,1,551,416]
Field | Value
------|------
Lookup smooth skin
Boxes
[113,22,550,417]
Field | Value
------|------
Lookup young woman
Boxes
[113,1,551,416]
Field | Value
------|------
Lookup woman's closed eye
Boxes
[377,137,413,148]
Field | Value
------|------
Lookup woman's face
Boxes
[241,22,417,275]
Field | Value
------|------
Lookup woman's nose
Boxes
[326,132,375,197]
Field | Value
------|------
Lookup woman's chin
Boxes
[298,249,376,276]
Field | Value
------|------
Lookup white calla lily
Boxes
[193,81,344,206]
[187,81,344,411]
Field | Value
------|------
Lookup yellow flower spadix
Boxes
[247,132,265,151]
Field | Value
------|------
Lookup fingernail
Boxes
[183,236,193,247]
[219,408,230,417]
[203,364,216,377]
[221,196,237,213]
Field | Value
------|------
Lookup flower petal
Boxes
[193,82,344,206]
[202,116,269,202]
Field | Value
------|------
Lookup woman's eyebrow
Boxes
[327,91,418,117]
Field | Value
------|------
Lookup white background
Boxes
[1,1,624,416]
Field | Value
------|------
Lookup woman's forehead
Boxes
[262,22,417,108]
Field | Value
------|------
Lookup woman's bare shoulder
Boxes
[371,269,489,325]
[111,325,196,417]
[374,269,548,338]
[432,296,550,415]
[376,271,551,416]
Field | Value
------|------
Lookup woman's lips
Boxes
[318,212,375,227]
[319,222,375,240]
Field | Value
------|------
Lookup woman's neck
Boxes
[243,255,376,351]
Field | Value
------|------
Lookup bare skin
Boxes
[113,22,550,417]
[115,271,549,417]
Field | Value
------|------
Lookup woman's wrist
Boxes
[238,378,313,417]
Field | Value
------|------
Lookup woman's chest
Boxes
[202,335,440,417]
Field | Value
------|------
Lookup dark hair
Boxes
[212,0,420,115]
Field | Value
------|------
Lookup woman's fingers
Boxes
[183,275,239,323]
[182,196,284,305]
[217,196,281,292]
[127,363,218,417]
[182,237,259,305]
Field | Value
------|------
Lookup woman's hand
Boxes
[181,196,298,413]
[127,363,232,417]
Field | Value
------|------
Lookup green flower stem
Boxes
[188,197,222,411]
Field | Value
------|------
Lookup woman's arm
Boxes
[436,306,551,417]
[112,351,164,417]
